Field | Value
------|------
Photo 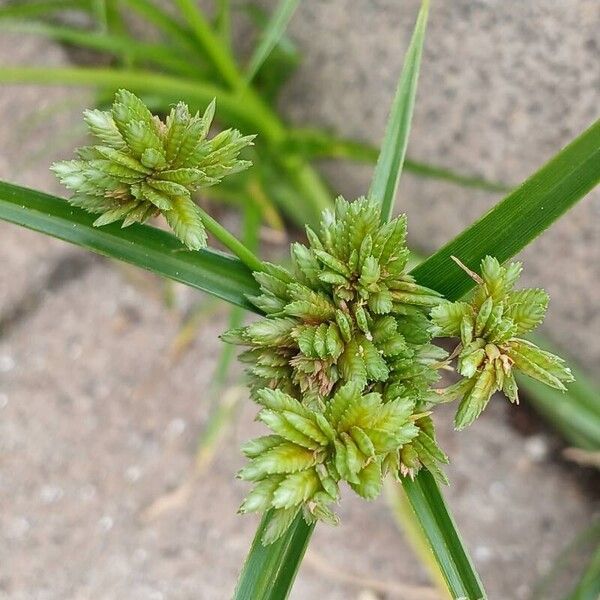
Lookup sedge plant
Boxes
[1,2,600,599]
[1,0,597,455]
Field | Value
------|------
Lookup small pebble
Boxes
[125,465,142,483]
[40,485,64,504]
[475,545,493,562]
[80,483,97,501]
[133,548,148,563]
[7,517,30,539]
[524,435,549,462]
[0,355,15,372]
[98,515,114,532]
[166,418,186,438]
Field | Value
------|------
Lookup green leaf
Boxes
[0,181,259,311]
[245,0,300,83]
[233,510,314,600]
[242,4,300,102]
[411,117,600,301]
[173,0,240,88]
[0,21,199,78]
[402,470,485,599]
[120,0,206,61]
[284,128,511,193]
[0,66,282,142]
[0,0,92,19]
[369,0,429,222]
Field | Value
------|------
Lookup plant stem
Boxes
[234,512,315,600]
[197,206,265,273]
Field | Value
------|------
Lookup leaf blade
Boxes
[233,511,314,600]
[284,128,511,193]
[245,0,300,83]
[411,118,600,300]
[402,470,485,599]
[0,181,259,311]
[369,0,429,222]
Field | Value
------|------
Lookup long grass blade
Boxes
[284,129,511,192]
[368,4,483,597]
[173,0,240,88]
[120,0,203,59]
[402,471,485,599]
[215,0,231,47]
[245,0,300,83]
[0,181,259,310]
[233,511,314,600]
[369,0,429,222]
[384,479,451,597]
[0,21,200,77]
[412,117,600,300]
[0,0,92,19]
[0,66,282,140]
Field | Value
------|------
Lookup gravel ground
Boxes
[0,2,599,599]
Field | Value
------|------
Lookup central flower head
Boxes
[224,197,449,543]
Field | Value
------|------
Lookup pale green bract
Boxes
[432,256,574,430]
[52,90,254,250]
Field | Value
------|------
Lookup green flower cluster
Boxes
[224,197,450,542]
[52,90,253,250]
[49,90,574,547]
[431,256,574,429]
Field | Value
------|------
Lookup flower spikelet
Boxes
[431,256,574,430]
[224,197,449,543]
[52,89,254,250]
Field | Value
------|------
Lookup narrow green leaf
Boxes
[564,545,600,600]
[0,21,200,78]
[0,181,259,311]
[0,66,283,141]
[242,4,301,102]
[369,4,483,598]
[402,470,485,599]
[0,0,92,19]
[173,0,240,88]
[245,0,300,83]
[412,118,600,300]
[233,511,314,600]
[369,0,429,222]
[215,0,231,46]
[120,0,203,60]
[284,128,511,192]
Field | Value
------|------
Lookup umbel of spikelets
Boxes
[432,256,574,429]
[52,90,254,250]
[223,197,450,543]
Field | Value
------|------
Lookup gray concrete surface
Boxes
[0,2,599,599]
